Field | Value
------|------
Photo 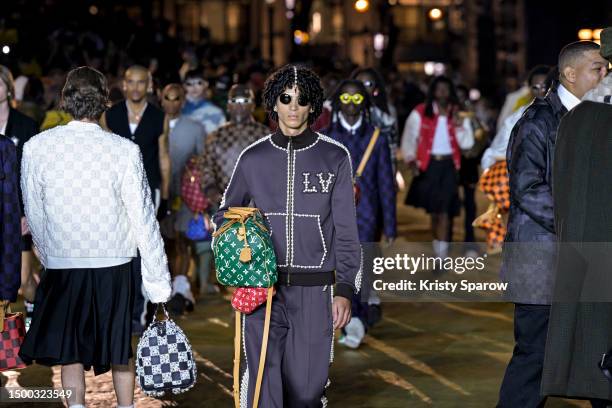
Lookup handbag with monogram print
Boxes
[212,207,277,288]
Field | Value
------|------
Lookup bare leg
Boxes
[435,213,451,242]
[175,234,190,277]
[19,251,37,301]
[61,363,86,406]
[431,214,439,240]
[112,358,135,407]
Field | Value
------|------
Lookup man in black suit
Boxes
[102,65,170,334]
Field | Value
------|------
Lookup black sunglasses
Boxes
[279,93,309,107]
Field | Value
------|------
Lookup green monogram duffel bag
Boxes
[212,207,277,288]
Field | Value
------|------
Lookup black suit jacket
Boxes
[105,102,164,192]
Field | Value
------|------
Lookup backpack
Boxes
[181,156,209,213]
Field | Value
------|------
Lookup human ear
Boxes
[562,66,576,84]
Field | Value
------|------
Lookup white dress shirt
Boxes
[557,84,581,111]
[480,105,527,170]
[430,116,453,155]
[338,112,363,134]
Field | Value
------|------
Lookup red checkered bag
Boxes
[231,288,271,314]
[0,308,26,372]
[181,156,209,213]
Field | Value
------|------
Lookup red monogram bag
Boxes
[0,306,27,372]
[181,156,209,213]
[231,288,270,314]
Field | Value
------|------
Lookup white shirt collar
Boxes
[338,112,363,134]
[557,84,581,111]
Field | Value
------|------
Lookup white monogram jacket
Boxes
[21,121,171,303]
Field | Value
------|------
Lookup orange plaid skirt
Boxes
[473,160,510,253]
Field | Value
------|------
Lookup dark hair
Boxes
[184,69,205,82]
[544,66,559,91]
[350,67,390,114]
[329,79,371,123]
[527,64,551,85]
[262,64,324,125]
[424,76,458,118]
[558,41,600,71]
[61,66,109,120]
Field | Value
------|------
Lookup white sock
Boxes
[118,405,134,408]
[439,241,449,259]
[69,405,85,408]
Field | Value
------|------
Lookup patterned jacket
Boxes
[325,120,396,242]
[0,136,21,301]
[21,121,171,303]
[213,128,362,300]
[501,87,567,304]
[200,120,270,206]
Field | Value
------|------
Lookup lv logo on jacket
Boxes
[301,172,335,194]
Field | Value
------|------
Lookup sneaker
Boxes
[341,317,365,349]
[464,249,480,259]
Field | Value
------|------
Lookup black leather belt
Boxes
[431,154,453,161]
[277,270,335,286]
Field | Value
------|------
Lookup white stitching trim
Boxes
[317,134,354,175]
[269,137,286,151]
[289,148,296,267]
[285,147,291,267]
[355,245,363,292]
[267,133,321,152]
[319,133,361,293]
[240,314,248,408]
[330,284,335,363]
[264,212,327,269]
[295,136,320,151]
[219,134,272,209]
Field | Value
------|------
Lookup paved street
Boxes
[0,186,592,408]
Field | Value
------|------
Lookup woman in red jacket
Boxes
[401,76,474,262]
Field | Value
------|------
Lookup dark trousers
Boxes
[463,183,476,243]
[131,254,147,334]
[244,285,333,408]
[497,304,550,408]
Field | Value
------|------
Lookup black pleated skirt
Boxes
[19,262,135,375]
[405,157,460,215]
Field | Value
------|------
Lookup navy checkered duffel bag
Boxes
[136,304,196,397]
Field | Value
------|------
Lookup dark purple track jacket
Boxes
[213,128,362,300]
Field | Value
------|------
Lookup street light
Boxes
[2,46,10,55]
[578,28,593,40]
[428,8,443,21]
[354,0,369,13]
[594,29,603,41]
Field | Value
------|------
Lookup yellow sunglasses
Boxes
[339,93,364,105]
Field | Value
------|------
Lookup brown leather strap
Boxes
[356,127,380,178]
[253,287,274,408]
[233,311,241,408]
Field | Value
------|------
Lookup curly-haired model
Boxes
[263,64,324,125]
[61,66,109,120]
